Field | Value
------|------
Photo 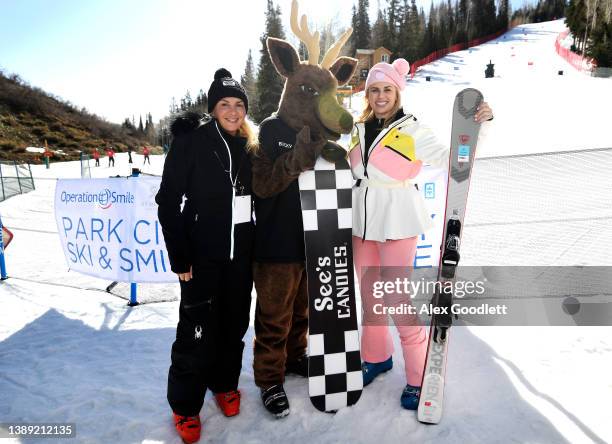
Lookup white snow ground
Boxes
[1,19,611,444]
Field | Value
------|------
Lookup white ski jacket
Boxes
[349,113,449,242]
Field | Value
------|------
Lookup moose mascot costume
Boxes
[251,0,358,418]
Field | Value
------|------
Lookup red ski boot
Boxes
[173,413,201,444]
[214,390,241,417]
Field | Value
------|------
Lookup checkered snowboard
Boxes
[298,156,362,412]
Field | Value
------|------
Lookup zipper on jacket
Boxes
[215,121,236,261]
[355,124,370,242]
[358,113,412,242]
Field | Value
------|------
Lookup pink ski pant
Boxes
[352,236,427,386]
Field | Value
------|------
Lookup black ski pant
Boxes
[167,257,252,416]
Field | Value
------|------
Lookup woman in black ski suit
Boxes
[155,68,255,443]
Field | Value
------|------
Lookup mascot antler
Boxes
[290,0,320,65]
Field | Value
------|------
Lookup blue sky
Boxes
[0,0,533,124]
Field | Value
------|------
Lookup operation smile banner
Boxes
[54,177,175,283]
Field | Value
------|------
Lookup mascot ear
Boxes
[267,37,301,78]
[329,57,358,86]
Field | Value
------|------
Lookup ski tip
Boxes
[455,88,484,120]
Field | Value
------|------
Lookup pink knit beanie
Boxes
[365,58,410,91]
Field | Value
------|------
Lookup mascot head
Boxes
[267,0,358,141]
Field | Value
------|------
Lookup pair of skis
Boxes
[299,88,483,419]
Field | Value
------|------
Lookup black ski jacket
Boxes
[252,116,305,262]
[155,116,253,273]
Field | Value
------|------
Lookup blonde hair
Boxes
[357,86,402,127]
[238,120,259,154]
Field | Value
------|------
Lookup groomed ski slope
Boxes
[1,19,611,444]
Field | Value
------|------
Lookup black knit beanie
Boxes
[207,68,249,113]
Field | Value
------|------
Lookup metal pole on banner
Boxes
[0,216,7,280]
[128,168,140,306]
[128,283,139,306]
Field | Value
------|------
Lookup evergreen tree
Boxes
[371,7,388,48]
[252,0,286,123]
[404,0,421,62]
[298,41,308,61]
[357,0,372,48]
[240,49,257,118]
[423,3,437,55]
[184,90,192,110]
[498,0,510,31]
[145,113,156,143]
[447,0,455,45]
[196,89,208,113]
[385,0,401,55]
[169,98,178,115]
[351,0,372,54]
[122,118,135,130]
[397,0,411,59]
[470,0,485,40]
[138,115,144,133]
[587,20,612,67]
[457,0,468,43]
[484,0,497,35]
[418,6,427,58]
[351,4,359,54]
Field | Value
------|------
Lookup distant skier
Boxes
[107,147,115,167]
[349,59,494,410]
[142,146,150,165]
[93,148,100,167]
[42,146,52,169]
[128,146,133,164]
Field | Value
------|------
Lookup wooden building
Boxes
[351,47,392,89]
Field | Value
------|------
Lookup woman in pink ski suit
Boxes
[348,59,493,409]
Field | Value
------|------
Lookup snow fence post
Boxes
[0,162,5,201]
[0,215,7,280]
[28,163,35,191]
[15,161,23,194]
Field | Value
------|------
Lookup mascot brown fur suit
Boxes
[252,0,358,418]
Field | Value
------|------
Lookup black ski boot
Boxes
[261,384,290,418]
[285,355,309,377]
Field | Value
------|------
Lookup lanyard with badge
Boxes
[214,121,251,225]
